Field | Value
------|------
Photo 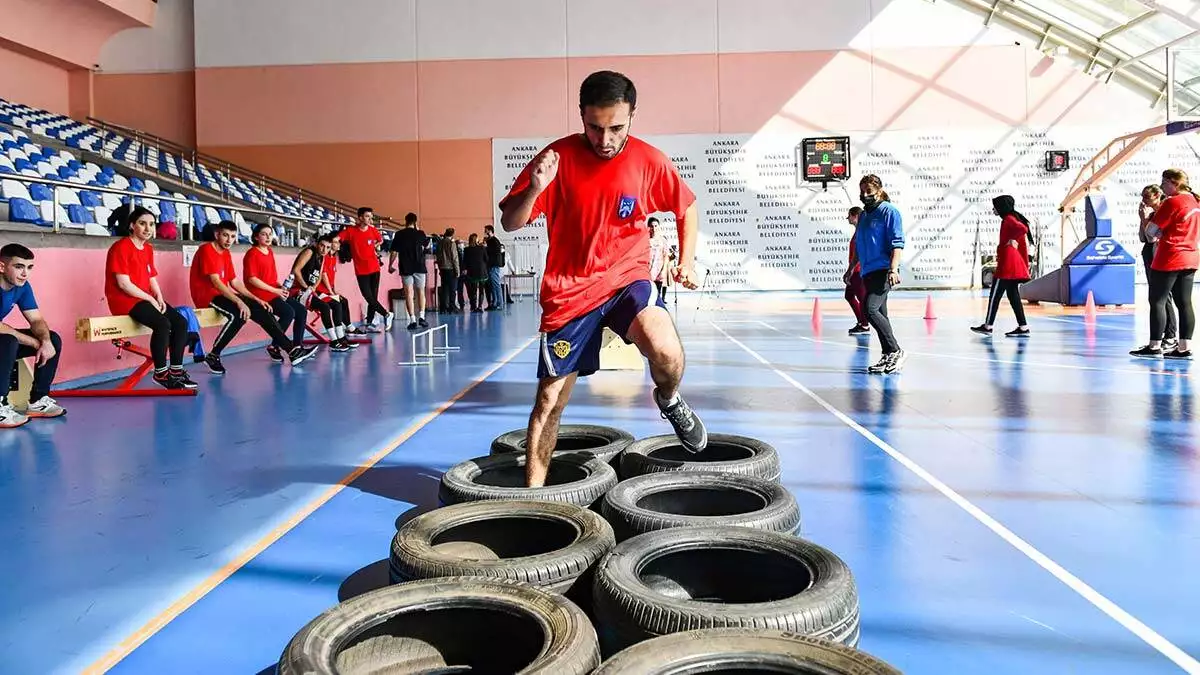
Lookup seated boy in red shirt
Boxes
[189,221,317,374]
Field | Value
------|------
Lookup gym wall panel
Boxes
[0,0,140,69]
[717,0,874,54]
[566,55,720,134]
[417,139,496,232]
[869,46,1028,130]
[416,58,570,141]
[193,0,417,68]
[869,0,1021,49]
[195,62,419,147]
[98,0,194,74]
[717,51,870,134]
[414,0,567,61]
[93,70,197,146]
[1023,54,1160,128]
[0,42,70,115]
[565,0,718,57]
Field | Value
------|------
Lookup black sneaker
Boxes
[883,349,908,373]
[266,345,284,362]
[205,354,226,374]
[153,372,189,390]
[1164,348,1193,360]
[1163,338,1178,352]
[1130,345,1162,359]
[288,345,318,366]
[407,321,418,330]
[655,389,708,453]
[848,325,869,335]
[418,317,429,328]
[867,354,890,373]
[330,340,351,353]
[1005,327,1030,338]
[970,325,993,335]
[169,368,199,389]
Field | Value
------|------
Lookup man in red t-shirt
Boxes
[499,70,707,487]
[339,207,393,332]
[105,205,197,390]
[189,221,318,374]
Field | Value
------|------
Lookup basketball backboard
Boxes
[1166,47,1200,123]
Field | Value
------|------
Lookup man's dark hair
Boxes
[848,206,862,217]
[647,217,660,226]
[0,243,34,262]
[484,224,495,234]
[317,233,336,244]
[216,220,238,233]
[444,228,455,237]
[580,71,636,112]
[405,212,418,225]
[357,206,373,218]
[253,223,274,239]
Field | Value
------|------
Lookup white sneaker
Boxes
[384,312,394,331]
[25,395,65,418]
[0,402,28,428]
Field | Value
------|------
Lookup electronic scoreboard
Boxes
[796,136,851,187]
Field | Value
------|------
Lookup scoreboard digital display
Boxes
[797,136,851,185]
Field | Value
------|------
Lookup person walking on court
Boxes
[340,207,393,332]
[1131,168,1199,360]
[842,206,869,335]
[1135,184,1177,352]
[387,212,431,329]
[854,174,907,373]
[499,70,708,487]
[971,195,1032,337]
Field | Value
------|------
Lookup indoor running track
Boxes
[2,291,1197,674]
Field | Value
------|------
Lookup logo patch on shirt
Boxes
[617,195,637,219]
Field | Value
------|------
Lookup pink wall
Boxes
[0,42,70,114]
[24,243,406,386]
[0,0,144,69]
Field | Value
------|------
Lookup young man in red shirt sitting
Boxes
[500,70,707,487]
[190,221,317,374]
[105,205,197,390]
[243,223,308,361]
[339,207,393,332]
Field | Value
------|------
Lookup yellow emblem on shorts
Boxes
[552,340,572,359]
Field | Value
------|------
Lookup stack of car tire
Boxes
[277,425,903,674]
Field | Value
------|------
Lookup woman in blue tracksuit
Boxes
[854,174,907,374]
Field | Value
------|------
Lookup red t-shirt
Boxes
[242,246,280,303]
[1151,192,1200,272]
[318,254,338,295]
[499,134,695,332]
[189,242,237,309]
[341,225,382,275]
[847,238,860,275]
[994,214,1031,281]
[105,237,157,316]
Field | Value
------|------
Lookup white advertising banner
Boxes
[493,127,1192,291]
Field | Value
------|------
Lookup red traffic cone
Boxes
[811,297,822,334]
[923,294,937,320]
[1084,290,1097,324]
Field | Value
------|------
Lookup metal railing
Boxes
[83,117,401,229]
[0,172,347,245]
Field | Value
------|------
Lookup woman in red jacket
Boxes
[972,195,1031,337]
[1131,168,1198,359]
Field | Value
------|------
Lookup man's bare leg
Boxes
[525,372,578,487]
[625,305,707,451]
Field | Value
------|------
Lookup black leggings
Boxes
[127,301,189,370]
[1143,244,1177,340]
[1149,268,1196,342]
[356,272,389,324]
[209,295,294,355]
[863,270,900,353]
[270,296,307,344]
[0,329,61,402]
[985,279,1028,326]
[310,297,346,330]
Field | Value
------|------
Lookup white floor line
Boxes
[710,320,1200,673]
[737,320,1188,377]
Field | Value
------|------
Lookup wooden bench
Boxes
[53,308,225,398]
[7,358,34,409]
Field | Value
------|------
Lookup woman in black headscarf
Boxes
[972,195,1033,337]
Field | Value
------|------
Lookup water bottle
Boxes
[281,273,295,295]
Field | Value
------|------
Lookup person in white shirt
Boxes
[648,217,669,303]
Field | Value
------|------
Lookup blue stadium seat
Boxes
[67,204,93,224]
[78,191,103,207]
[7,198,40,224]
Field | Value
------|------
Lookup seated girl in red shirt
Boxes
[103,206,198,390]
[243,224,307,362]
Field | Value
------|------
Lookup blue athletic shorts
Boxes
[537,279,665,379]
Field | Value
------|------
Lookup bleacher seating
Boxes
[0,97,354,238]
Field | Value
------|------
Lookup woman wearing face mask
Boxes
[1131,168,1199,359]
[1135,184,1176,351]
[971,195,1032,337]
[854,174,907,373]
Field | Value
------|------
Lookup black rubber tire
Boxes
[592,526,860,656]
[490,424,634,467]
[276,577,600,675]
[619,433,781,483]
[439,452,618,508]
[601,471,800,541]
[592,628,901,674]
[389,500,615,604]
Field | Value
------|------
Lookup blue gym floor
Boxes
[2,290,1197,674]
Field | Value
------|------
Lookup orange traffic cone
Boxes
[1084,290,1097,324]
[924,294,937,320]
